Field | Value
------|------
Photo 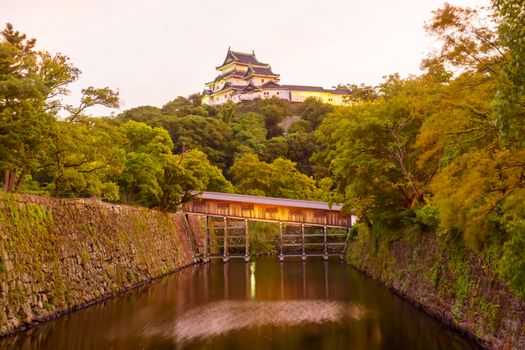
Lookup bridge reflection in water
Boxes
[0,258,481,350]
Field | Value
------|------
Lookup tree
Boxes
[38,118,123,200]
[423,3,505,75]
[157,150,233,212]
[0,24,77,192]
[161,96,210,117]
[415,2,525,248]
[338,83,379,103]
[255,97,288,138]
[230,112,267,156]
[316,74,443,224]
[156,114,232,168]
[117,120,173,205]
[298,97,333,130]
[117,105,164,123]
[217,100,238,123]
[0,24,120,194]
[492,0,525,147]
[229,153,319,200]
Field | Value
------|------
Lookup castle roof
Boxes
[239,82,262,92]
[245,65,279,77]
[217,48,269,69]
[261,81,285,89]
[210,82,245,95]
[207,70,245,84]
[281,84,347,95]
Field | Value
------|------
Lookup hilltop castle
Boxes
[202,48,347,106]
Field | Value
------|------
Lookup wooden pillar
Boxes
[323,226,328,261]
[302,257,307,297]
[223,261,229,298]
[204,215,209,262]
[223,217,229,263]
[301,224,306,261]
[341,227,350,261]
[324,259,329,298]
[244,219,250,262]
[279,222,284,262]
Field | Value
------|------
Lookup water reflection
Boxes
[173,300,366,343]
[0,258,480,350]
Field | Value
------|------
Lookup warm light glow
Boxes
[250,262,256,299]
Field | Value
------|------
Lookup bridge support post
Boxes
[323,226,329,261]
[340,227,351,261]
[223,217,229,263]
[279,222,284,262]
[301,224,306,262]
[244,219,250,262]
[204,215,210,263]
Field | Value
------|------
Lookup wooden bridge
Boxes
[182,191,355,262]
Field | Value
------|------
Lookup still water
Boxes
[1,258,479,350]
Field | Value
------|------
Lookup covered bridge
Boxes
[183,191,354,228]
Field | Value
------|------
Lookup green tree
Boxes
[117,105,164,123]
[156,115,232,167]
[298,97,333,130]
[230,112,267,156]
[161,96,210,117]
[316,74,443,224]
[39,118,123,200]
[230,153,319,200]
[255,97,288,138]
[0,24,77,192]
[157,150,233,211]
[118,121,173,205]
[0,24,120,194]
[339,83,379,103]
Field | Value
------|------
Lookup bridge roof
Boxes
[192,191,343,211]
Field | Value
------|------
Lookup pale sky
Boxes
[2,0,490,116]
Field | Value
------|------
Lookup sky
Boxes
[2,0,490,116]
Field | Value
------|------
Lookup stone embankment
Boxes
[0,194,193,336]
[347,230,525,350]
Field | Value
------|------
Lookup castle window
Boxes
[262,79,265,83]
[277,92,279,95]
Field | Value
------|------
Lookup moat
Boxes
[1,258,480,349]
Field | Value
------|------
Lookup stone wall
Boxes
[347,230,525,350]
[0,194,194,336]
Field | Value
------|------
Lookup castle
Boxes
[202,48,347,106]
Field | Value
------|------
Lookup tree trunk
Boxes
[1,169,8,192]
[14,169,26,193]
[7,172,15,192]
[2,170,16,192]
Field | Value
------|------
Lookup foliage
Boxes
[40,118,123,200]
[316,74,443,223]
[230,112,267,156]
[254,97,288,138]
[499,218,525,298]
[155,114,232,168]
[492,0,525,147]
[117,105,164,123]
[229,153,320,200]
[298,97,334,130]
[0,24,119,196]
[117,121,172,205]
[0,24,74,192]
[338,83,380,103]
